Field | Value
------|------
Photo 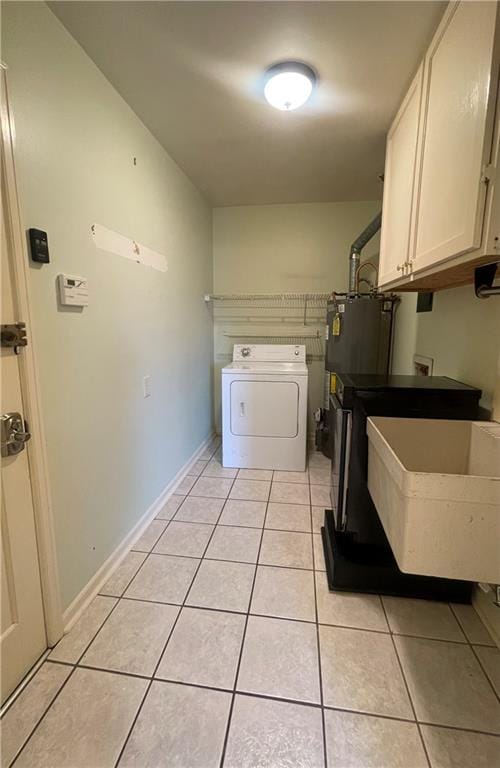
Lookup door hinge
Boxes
[1,322,27,353]
[481,163,495,183]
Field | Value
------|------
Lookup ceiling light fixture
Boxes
[263,61,316,111]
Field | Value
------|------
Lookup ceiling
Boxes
[51,1,445,206]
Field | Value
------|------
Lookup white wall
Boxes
[213,202,500,425]
[214,202,381,293]
[212,202,381,430]
[393,289,500,411]
[391,293,419,375]
[3,2,213,610]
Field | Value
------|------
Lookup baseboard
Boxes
[61,431,216,635]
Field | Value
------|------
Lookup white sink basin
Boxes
[367,418,500,583]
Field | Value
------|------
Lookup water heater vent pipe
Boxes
[348,211,382,293]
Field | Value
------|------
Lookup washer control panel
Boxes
[232,344,306,362]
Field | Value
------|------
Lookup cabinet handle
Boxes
[398,261,412,276]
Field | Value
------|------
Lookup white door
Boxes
[379,64,423,287]
[230,380,299,437]
[412,1,498,272]
[1,156,46,703]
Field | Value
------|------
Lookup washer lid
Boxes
[222,361,308,375]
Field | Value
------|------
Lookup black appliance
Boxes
[323,373,482,602]
[326,294,396,376]
[322,293,397,460]
[321,212,396,460]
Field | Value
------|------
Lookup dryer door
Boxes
[230,380,299,437]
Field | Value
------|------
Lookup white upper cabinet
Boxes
[378,1,499,292]
[379,64,423,285]
[412,1,498,272]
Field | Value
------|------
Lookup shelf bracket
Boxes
[475,263,499,299]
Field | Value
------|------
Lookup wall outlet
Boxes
[143,375,151,398]
[413,354,434,376]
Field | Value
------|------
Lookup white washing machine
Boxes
[222,344,308,471]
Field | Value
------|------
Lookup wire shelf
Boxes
[207,292,329,327]
[205,292,330,304]
[210,293,327,361]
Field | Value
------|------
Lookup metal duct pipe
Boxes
[348,211,382,293]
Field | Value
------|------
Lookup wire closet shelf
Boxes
[206,292,329,359]
[205,292,330,321]
[204,292,330,303]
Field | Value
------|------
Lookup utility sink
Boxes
[367,418,500,584]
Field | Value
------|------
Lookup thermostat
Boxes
[57,274,89,307]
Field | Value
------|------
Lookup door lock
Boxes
[1,412,31,457]
[1,323,27,353]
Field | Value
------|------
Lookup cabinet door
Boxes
[379,64,423,287]
[412,1,498,272]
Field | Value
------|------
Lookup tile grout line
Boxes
[95,590,496,652]
[9,548,152,768]
[448,603,496,648]
[468,643,500,704]
[218,470,274,768]
[129,512,175,557]
[8,451,281,765]
[113,448,237,768]
[150,519,315,534]
[129,549,317,571]
[99,550,150,597]
[0,649,50,720]
[379,599,433,768]
[412,719,500,739]
[91,590,500,651]
[9,439,220,768]
[8,538,159,762]
[125,437,223,583]
[8,666,76,768]
[39,660,500,739]
[13,448,498,766]
[68,663,151,682]
[9,583,130,768]
[98,471,193,597]
[309,468,329,768]
[445,602,499,703]
[45,461,500,754]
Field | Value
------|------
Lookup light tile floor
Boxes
[2,438,500,767]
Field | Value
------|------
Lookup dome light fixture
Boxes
[263,61,316,111]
